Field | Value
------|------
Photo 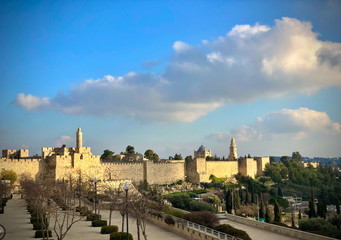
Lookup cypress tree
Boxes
[224,188,232,214]
[251,183,255,204]
[298,209,302,219]
[277,185,283,197]
[239,188,244,204]
[259,195,265,219]
[245,188,250,204]
[291,212,295,227]
[337,203,340,215]
[233,189,241,212]
[308,188,317,218]
[265,203,271,223]
[274,200,281,223]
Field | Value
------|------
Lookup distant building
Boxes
[303,161,320,168]
[194,145,212,159]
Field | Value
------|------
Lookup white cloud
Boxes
[15,93,50,110]
[14,17,341,122]
[173,41,190,53]
[209,108,341,143]
[228,23,270,38]
[54,135,73,147]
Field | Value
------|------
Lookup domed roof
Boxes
[197,145,208,153]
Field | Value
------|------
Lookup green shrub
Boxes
[215,224,252,240]
[299,218,341,238]
[86,213,101,221]
[164,215,175,225]
[188,200,215,212]
[164,208,185,218]
[76,206,88,213]
[184,211,219,228]
[34,230,52,238]
[80,209,93,216]
[92,220,107,227]
[101,225,118,234]
[30,217,38,223]
[110,232,133,240]
[149,211,162,218]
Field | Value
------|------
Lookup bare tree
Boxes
[20,176,53,240]
[103,184,123,226]
[51,179,85,240]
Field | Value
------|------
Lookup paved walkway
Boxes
[219,219,297,240]
[0,195,187,240]
[0,196,33,240]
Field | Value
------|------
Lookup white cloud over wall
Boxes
[208,108,341,142]
[54,135,73,147]
[15,17,341,122]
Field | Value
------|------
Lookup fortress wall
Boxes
[0,158,41,179]
[247,158,258,178]
[255,157,270,176]
[101,162,145,183]
[206,161,239,179]
[185,159,200,184]
[145,161,185,184]
[238,158,258,178]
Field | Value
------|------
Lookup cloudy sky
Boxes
[1,0,341,158]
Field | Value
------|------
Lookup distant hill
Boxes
[272,156,341,165]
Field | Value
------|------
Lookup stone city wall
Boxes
[101,162,145,183]
[238,158,258,178]
[145,161,185,184]
[206,161,239,179]
[0,158,41,179]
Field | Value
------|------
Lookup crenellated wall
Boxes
[0,157,41,179]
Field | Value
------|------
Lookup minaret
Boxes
[76,127,83,151]
[228,138,238,160]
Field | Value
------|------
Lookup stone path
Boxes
[0,196,33,240]
[0,195,187,240]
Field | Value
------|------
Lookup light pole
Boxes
[94,178,100,216]
[256,194,259,220]
[124,182,130,239]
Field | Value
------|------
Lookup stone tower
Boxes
[228,138,238,160]
[76,127,83,151]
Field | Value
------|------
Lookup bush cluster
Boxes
[101,225,118,234]
[166,194,215,212]
[92,220,107,227]
[86,213,101,221]
[299,218,341,239]
[215,224,252,240]
[163,208,185,218]
[110,232,133,240]
[164,215,175,225]
[183,211,219,228]
[34,230,52,238]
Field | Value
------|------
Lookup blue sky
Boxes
[1,0,341,158]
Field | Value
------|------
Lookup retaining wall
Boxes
[225,214,337,240]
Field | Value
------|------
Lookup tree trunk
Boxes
[109,209,112,226]
[121,214,125,232]
[137,218,140,240]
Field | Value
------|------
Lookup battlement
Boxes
[0,157,40,162]
[101,162,144,167]
[2,149,29,158]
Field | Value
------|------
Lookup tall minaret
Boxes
[76,127,83,150]
[228,138,238,160]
